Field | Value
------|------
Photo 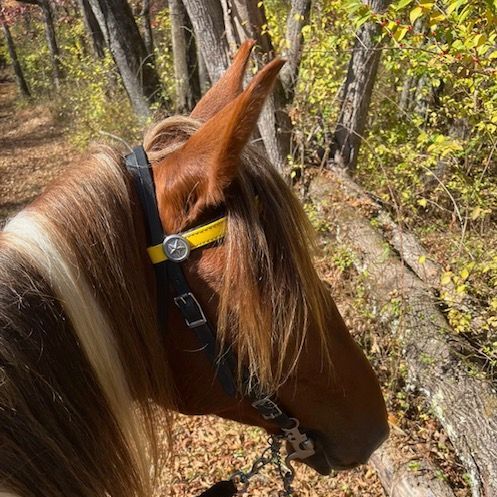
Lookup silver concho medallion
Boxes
[163,234,191,262]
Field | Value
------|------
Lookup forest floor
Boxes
[0,79,468,497]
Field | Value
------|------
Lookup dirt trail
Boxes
[0,81,385,497]
[0,81,79,220]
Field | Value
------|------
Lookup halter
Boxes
[125,146,315,496]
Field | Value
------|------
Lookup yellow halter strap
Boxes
[147,217,227,264]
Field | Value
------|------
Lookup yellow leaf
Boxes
[456,285,466,294]
[470,207,482,220]
[460,268,469,280]
[418,198,428,207]
[410,6,423,23]
[419,0,434,7]
[472,33,486,47]
[393,26,409,42]
[418,255,427,264]
[441,272,452,285]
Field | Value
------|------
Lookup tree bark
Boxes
[39,0,62,88]
[140,0,154,62]
[280,0,311,100]
[182,0,311,174]
[76,0,106,58]
[197,42,210,94]
[181,0,229,84]
[87,0,163,118]
[0,15,31,97]
[170,0,200,113]
[308,170,497,497]
[371,438,457,497]
[331,0,392,173]
[230,0,273,55]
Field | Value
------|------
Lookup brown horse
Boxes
[0,41,388,497]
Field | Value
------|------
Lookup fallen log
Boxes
[370,438,456,497]
[307,170,497,497]
[326,171,441,287]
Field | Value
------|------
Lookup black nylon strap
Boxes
[125,146,237,398]
[166,260,238,398]
[125,147,163,246]
[125,147,168,329]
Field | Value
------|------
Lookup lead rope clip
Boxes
[282,418,315,467]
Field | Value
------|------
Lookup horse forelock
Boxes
[144,117,331,395]
[0,150,172,497]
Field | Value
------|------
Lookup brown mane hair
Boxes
[144,116,331,393]
[0,149,173,497]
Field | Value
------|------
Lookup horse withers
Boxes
[0,40,388,497]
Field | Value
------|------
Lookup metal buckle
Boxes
[251,397,284,420]
[163,234,191,262]
[173,292,207,328]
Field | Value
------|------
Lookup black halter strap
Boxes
[125,146,237,397]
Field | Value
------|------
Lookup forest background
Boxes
[1,0,497,496]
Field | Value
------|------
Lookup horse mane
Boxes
[144,116,330,393]
[0,148,173,497]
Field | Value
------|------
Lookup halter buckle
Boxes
[173,292,207,328]
[251,397,284,420]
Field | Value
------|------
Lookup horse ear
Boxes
[190,39,256,121]
[182,57,286,205]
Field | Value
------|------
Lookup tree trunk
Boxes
[39,0,62,89]
[279,0,311,100]
[371,438,457,497]
[87,0,163,118]
[308,170,497,497]
[181,0,229,84]
[170,0,200,113]
[331,0,392,173]
[230,0,273,55]
[0,16,31,97]
[76,0,106,58]
[197,43,210,94]
[182,0,310,174]
[140,0,154,63]
[399,18,427,113]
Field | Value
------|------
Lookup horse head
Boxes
[146,40,389,474]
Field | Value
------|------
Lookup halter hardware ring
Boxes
[163,234,191,262]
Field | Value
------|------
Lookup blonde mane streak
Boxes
[1,150,172,497]
[4,211,153,495]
